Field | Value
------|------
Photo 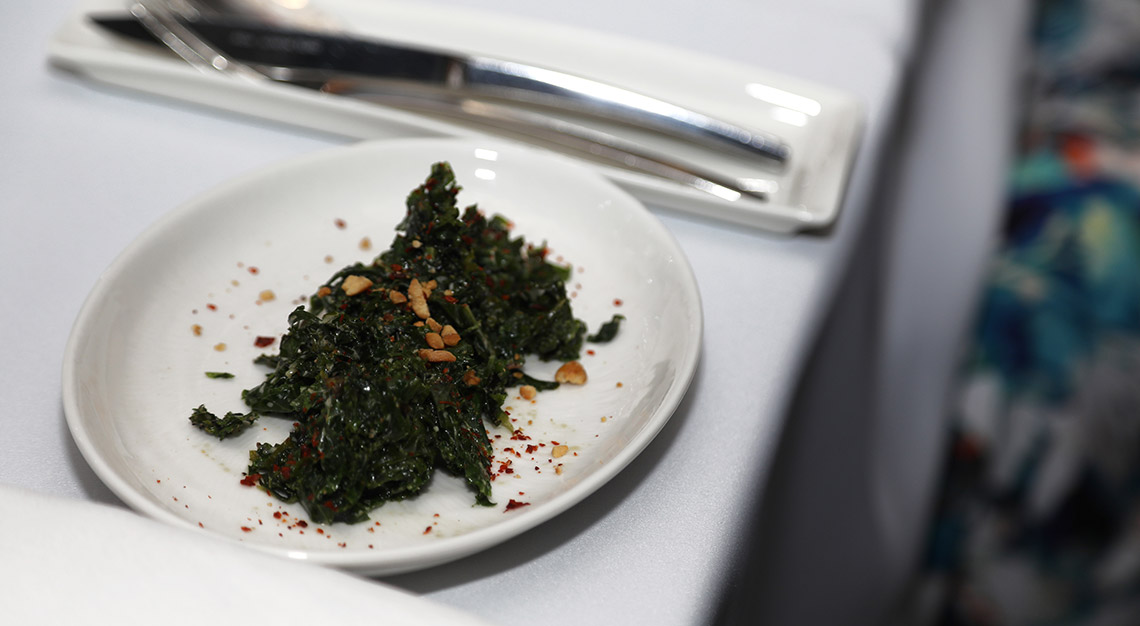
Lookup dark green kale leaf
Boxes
[587,314,626,343]
[188,405,258,439]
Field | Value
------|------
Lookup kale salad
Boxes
[189,162,621,524]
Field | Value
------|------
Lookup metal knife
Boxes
[90,13,790,170]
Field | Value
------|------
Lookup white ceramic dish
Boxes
[49,0,862,233]
[62,138,702,575]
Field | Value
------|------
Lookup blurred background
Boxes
[718,1,1140,624]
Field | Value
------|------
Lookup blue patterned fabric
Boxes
[924,1,1140,624]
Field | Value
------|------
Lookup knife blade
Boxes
[90,13,790,168]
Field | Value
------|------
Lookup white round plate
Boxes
[62,138,702,575]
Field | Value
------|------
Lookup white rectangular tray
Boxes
[48,0,862,233]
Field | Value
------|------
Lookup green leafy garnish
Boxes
[190,162,613,524]
[189,405,257,439]
[587,314,625,343]
[204,371,235,379]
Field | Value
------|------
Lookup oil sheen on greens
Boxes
[189,162,621,524]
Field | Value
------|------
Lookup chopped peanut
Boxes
[417,349,456,363]
[552,444,569,458]
[411,239,422,249]
[426,317,443,332]
[463,370,481,386]
[555,361,587,385]
[441,325,461,346]
[316,286,332,298]
[425,332,445,349]
[520,385,537,400]
[341,275,373,296]
[389,290,407,304]
[408,278,430,319]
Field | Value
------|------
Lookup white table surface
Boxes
[0,1,916,623]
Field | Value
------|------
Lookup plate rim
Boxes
[61,137,703,574]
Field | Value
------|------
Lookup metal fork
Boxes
[128,0,778,204]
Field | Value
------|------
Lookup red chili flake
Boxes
[296,520,308,528]
[206,303,217,311]
[317,528,325,535]
[423,526,433,535]
[272,511,282,519]
[505,499,530,511]
[586,349,596,356]
[526,444,538,454]
[613,298,623,306]
[240,526,253,532]
[444,295,458,303]
[254,336,276,348]
[334,218,346,229]
[239,473,261,486]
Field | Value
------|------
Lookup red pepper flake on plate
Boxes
[505,499,530,512]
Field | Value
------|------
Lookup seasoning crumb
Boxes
[192,324,202,336]
[555,361,587,385]
[317,286,332,298]
[616,382,624,388]
[341,275,373,296]
[555,466,564,475]
[360,236,372,251]
[258,289,276,302]
[324,255,334,264]
[408,278,430,318]
[213,342,227,352]
[335,218,346,229]
[440,325,461,346]
[418,349,456,363]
